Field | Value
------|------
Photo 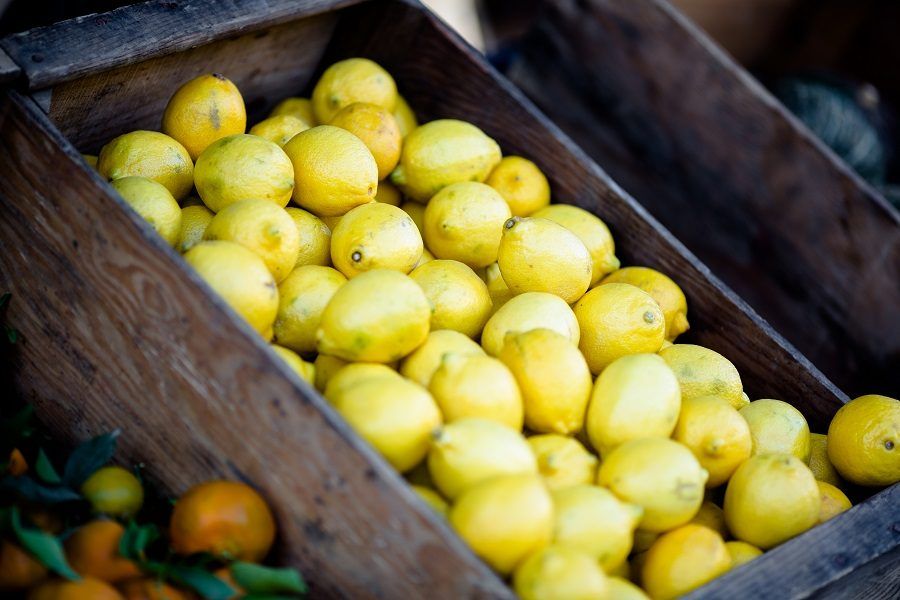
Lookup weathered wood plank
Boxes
[504,0,900,397]
[0,89,511,600]
[0,47,20,84]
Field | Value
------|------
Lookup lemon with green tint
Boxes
[98,130,194,200]
[274,265,346,354]
[659,343,744,409]
[177,205,214,254]
[249,115,309,147]
[513,545,609,600]
[410,260,492,338]
[739,399,811,462]
[393,94,418,137]
[270,345,315,385]
[481,292,580,357]
[312,58,397,124]
[725,541,762,568]
[412,485,448,517]
[270,96,315,125]
[111,176,182,247]
[286,207,332,268]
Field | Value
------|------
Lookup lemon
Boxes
[607,559,630,579]
[552,485,642,572]
[449,474,553,575]
[498,328,592,434]
[486,156,551,217]
[331,203,423,277]
[375,180,402,206]
[399,330,484,387]
[423,182,511,268]
[270,97,315,125]
[674,396,752,487]
[83,153,98,168]
[725,541,762,568]
[283,125,378,217]
[274,265,346,354]
[600,267,689,341]
[574,283,665,374]
[429,354,523,429]
[110,176,182,247]
[607,577,650,600]
[317,269,430,362]
[392,120,502,202]
[329,375,441,472]
[739,399,811,462]
[481,292,580,357]
[401,201,425,234]
[723,453,820,549]
[393,94,418,137]
[323,362,399,400]
[827,394,900,486]
[586,353,680,456]
[181,196,204,207]
[689,500,729,539]
[415,249,434,269]
[528,435,598,490]
[808,432,842,487]
[642,524,731,600]
[597,438,707,532]
[249,114,309,147]
[321,215,342,231]
[513,545,609,600]
[408,260,492,338]
[313,354,348,392]
[659,344,744,409]
[532,204,620,285]
[270,345,315,385]
[184,241,278,336]
[312,58,397,124]
[330,102,402,180]
[412,485,448,517]
[177,205,214,254]
[286,207,332,268]
[162,73,246,160]
[632,530,660,555]
[428,418,536,500]
[817,480,852,525]
[484,262,515,314]
[98,130,193,199]
[498,217,593,303]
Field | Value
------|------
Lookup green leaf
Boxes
[5,326,19,344]
[169,565,236,600]
[62,430,119,487]
[35,449,62,484]
[119,521,160,562]
[10,506,80,580]
[231,562,308,596]
[0,474,82,504]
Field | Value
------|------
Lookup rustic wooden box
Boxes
[0,0,895,597]
[499,0,900,400]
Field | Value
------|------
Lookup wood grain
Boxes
[0,47,19,84]
[504,0,900,397]
[0,89,511,600]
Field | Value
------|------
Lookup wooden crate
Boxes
[498,0,900,399]
[0,0,895,597]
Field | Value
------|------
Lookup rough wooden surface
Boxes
[0,90,511,600]
[504,0,900,397]
[0,47,19,83]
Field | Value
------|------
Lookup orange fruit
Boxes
[65,520,141,583]
[169,481,276,562]
[7,448,28,476]
[0,540,47,590]
[28,577,125,600]
[119,578,192,600]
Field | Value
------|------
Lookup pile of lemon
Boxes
[88,58,900,600]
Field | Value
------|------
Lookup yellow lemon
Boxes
[423,182,511,268]
[607,577,650,600]
[83,153,98,168]
[528,434,598,490]
[808,432,843,487]
[274,265,346,354]
[632,530,660,555]
[203,199,299,282]
[574,283,665,374]
[428,418,536,500]
[486,156,551,217]
[401,201,425,234]
[674,396,752,487]
[659,344,744,409]
[723,453,820,549]
[393,94,418,137]
[283,125,378,217]
[532,204,620,285]
[482,292,579,357]
[391,119,502,202]
[331,202,423,277]
[176,205,214,254]
[375,180,402,206]
[725,540,762,568]
[513,545,609,600]
[110,176,182,247]
[162,73,246,160]
[552,485,642,572]
[249,114,309,147]
[330,102,402,179]
[181,196,204,207]
[316,269,430,362]
[183,241,278,336]
[412,485,448,517]
[321,214,342,231]
[323,363,399,401]
[329,375,441,472]
[313,354,348,392]
[409,260,492,338]
[816,480,852,524]
[270,344,315,385]
[642,524,731,600]
[270,97,315,125]
[429,354,523,430]
[739,399,811,462]
[498,328,592,434]
[597,438,707,533]
[689,501,729,539]
[600,267,689,341]
[449,474,553,575]
[399,329,483,388]
[586,353,681,456]
[498,217,593,303]
[286,207,332,268]
[98,130,193,199]
[484,262,515,314]
[827,394,900,486]
[312,58,397,124]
